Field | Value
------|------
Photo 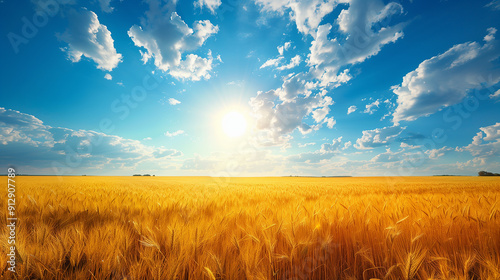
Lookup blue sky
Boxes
[1,0,499,176]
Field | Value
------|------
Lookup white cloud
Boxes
[168,98,181,105]
[98,0,114,13]
[370,145,452,165]
[104,73,112,80]
[0,107,181,173]
[250,0,405,147]
[457,123,500,167]
[370,148,401,163]
[58,8,122,71]
[128,1,218,81]
[425,146,452,160]
[167,52,215,81]
[255,0,345,36]
[194,0,222,14]
[253,0,290,12]
[347,105,357,114]
[363,100,380,114]
[165,130,185,137]
[400,142,419,149]
[278,41,291,55]
[343,141,352,150]
[0,108,52,147]
[484,27,497,42]
[260,56,284,69]
[276,73,309,101]
[320,136,343,153]
[324,117,336,128]
[312,105,330,122]
[392,28,500,123]
[308,0,404,87]
[354,125,404,150]
[482,123,500,141]
[261,49,301,71]
[277,55,302,70]
[490,89,500,99]
[249,75,333,146]
[455,157,488,170]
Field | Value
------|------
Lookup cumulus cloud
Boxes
[400,142,419,149]
[363,100,380,114]
[58,8,122,71]
[260,56,284,69]
[194,0,222,14]
[370,148,401,163]
[354,125,405,150]
[278,41,291,55]
[425,146,453,160]
[128,0,218,81]
[167,52,215,81]
[392,28,500,123]
[312,105,330,122]
[320,136,343,152]
[459,123,500,160]
[0,107,181,174]
[104,73,112,80]
[249,0,405,146]
[168,98,181,105]
[347,105,357,114]
[308,0,404,87]
[261,50,301,71]
[490,89,500,99]
[98,0,114,13]
[255,0,345,35]
[255,0,404,87]
[370,145,452,165]
[278,73,314,101]
[248,0,406,152]
[0,108,53,147]
[261,43,300,71]
[324,117,336,128]
[250,73,333,146]
[277,55,302,70]
[165,130,185,137]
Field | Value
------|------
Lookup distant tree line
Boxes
[478,171,500,176]
[133,174,155,176]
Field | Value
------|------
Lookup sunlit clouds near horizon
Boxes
[1,0,499,176]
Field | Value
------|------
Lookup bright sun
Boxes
[221,111,247,138]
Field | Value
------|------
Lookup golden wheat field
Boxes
[1,176,500,280]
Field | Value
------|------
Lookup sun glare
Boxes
[221,111,247,138]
